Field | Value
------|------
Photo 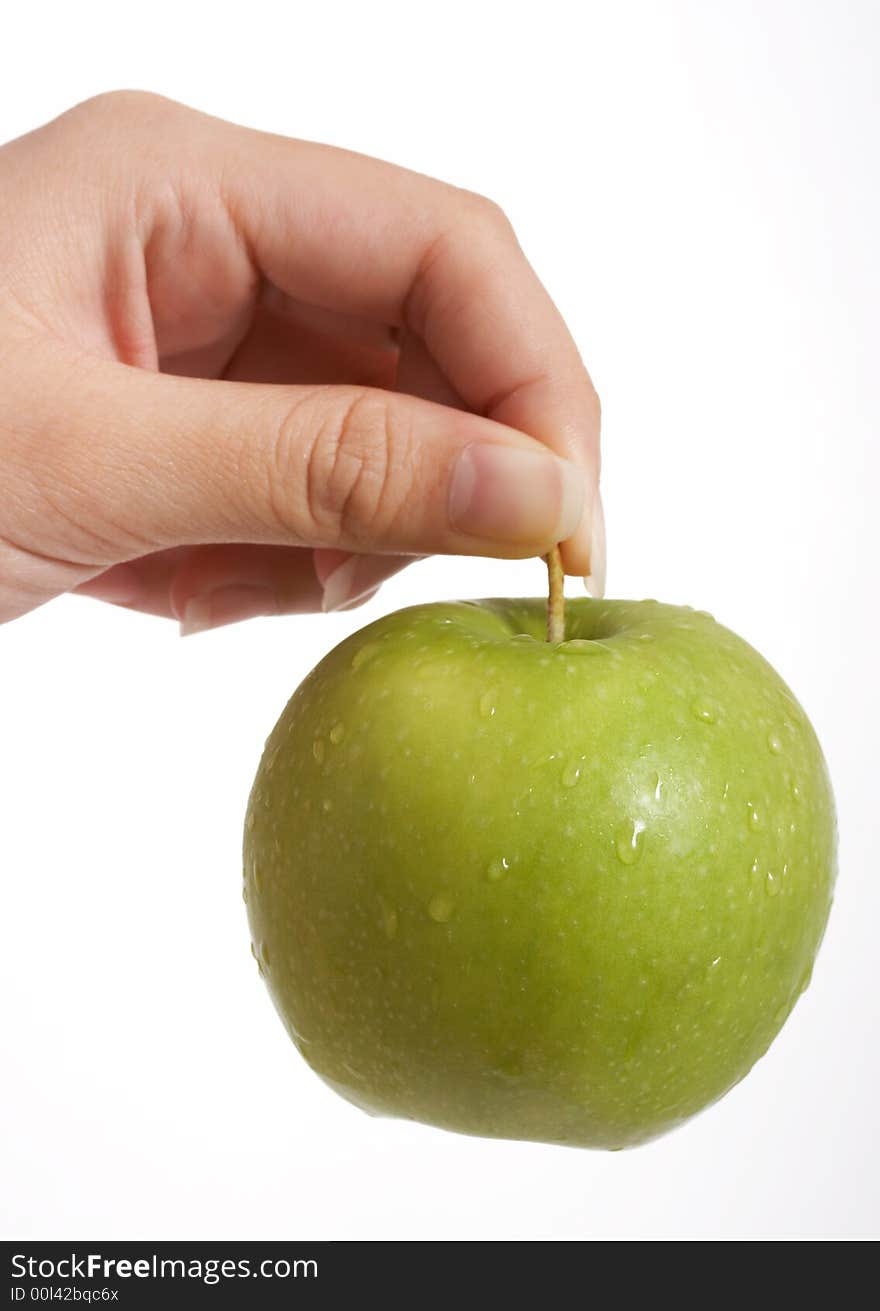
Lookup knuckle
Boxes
[318,391,410,545]
[58,93,187,158]
[271,389,413,546]
[458,188,514,239]
[405,192,515,336]
[71,89,176,122]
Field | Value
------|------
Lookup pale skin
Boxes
[0,92,604,634]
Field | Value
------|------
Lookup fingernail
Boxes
[320,556,403,612]
[180,585,280,636]
[339,585,381,612]
[584,491,606,598]
[448,444,584,546]
[321,557,361,612]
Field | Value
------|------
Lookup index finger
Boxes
[208,120,601,577]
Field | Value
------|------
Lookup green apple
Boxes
[244,598,836,1149]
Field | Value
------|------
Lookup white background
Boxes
[1,0,877,1241]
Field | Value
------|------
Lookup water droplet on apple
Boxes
[791,781,802,803]
[351,641,381,670]
[487,857,510,882]
[652,771,663,801]
[479,691,496,718]
[691,698,718,724]
[253,865,263,893]
[767,732,782,754]
[558,638,606,655]
[322,798,333,812]
[379,900,398,939]
[615,819,645,865]
[561,762,581,788]
[246,811,255,831]
[330,722,345,744]
[797,961,814,996]
[261,942,271,967]
[747,802,762,831]
[637,632,655,642]
[241,885,248,903]
[764,868,781,897]
[428,895,455,923]
[312,738,325,764]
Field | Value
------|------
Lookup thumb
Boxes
[30,357,585,564]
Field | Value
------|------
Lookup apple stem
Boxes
[544,546,565,643]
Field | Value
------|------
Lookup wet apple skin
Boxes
[244,599,836,1149]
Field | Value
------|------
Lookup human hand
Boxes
[0,92,603,634]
